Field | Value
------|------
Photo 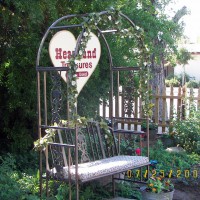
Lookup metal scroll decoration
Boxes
[77,129,90,163]
[51,72,62,124]
[123,71,135,117]
[50,145,67,179]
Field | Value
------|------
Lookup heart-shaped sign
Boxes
[49,30,101,95]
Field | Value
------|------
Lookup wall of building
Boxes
[174,54,200,81]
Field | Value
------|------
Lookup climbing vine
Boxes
[67,8,150,119]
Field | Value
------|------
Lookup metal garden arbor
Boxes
[36,10,150,199]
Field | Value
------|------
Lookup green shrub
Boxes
[165,77,180,87]
[146,141,200,181]
[0,154,40,200]
[56,182,111,200]
[117,182,141,199]
[124,140,199,185]
[186,80,200,88]
[0,154,22,200]
[173,109,200,154]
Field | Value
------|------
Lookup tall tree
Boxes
[117,0,188,119]
[177,48,192,86]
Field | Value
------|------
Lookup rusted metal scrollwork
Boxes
[77,129,90,163]
[123,71,135,117]
[50,145,67,179]
[51,72,62,124]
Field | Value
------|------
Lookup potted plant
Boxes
[141,174,174,200]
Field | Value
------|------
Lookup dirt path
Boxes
[173,183,200,200]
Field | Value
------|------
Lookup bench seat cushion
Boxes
[59,155,149,182]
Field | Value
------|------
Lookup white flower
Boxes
[135,26,140,30]
[158,31,163,41]
[39,138,44,145]
[77,118,82,123]
[108,16,112,20]
[83,32,88,37]
[132,48,140,53]
[79,50,83,55]
[45,129,50,134]
[137,3,142,9]
[72,81,76,86]
[105,135,108,139]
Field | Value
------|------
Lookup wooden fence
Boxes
[99,86,200,133]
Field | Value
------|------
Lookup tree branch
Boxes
[172,6,188,23]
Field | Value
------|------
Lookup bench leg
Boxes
[76,181,79,200]
[68,180,71,200]
[46,172,49,198]
[112,175,116,197]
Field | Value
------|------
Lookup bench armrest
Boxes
[48,142,75,148]
[114,129,145,135]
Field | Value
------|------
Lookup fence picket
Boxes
[198,88,200,109]
[155,87,159,124]
[162,86,167,132]
[101,86,200,133]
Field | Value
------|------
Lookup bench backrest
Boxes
[47,121,118,170]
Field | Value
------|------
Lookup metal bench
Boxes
[44,120,149,199]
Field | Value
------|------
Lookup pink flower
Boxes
[135,148,141,156]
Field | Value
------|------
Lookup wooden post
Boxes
[154,87,159,124]
[121,87,125,129]
[115,71,119,118]
[189,88,194,117]
[169,86,174,133]
[103,100,106,119]
[134,95,138,130]
[181,86,186,120]
[162,86,166,133]
[198,87,200,110]
[177,87,182,120]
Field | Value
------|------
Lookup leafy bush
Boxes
[165,73,195,87]
[117,182,142,199]
[186,80,200,88]
[173,109,200,154]
[146,140,200,183]
[130,145,200,186]
[165,77,180,87]
[0,153,40,200]
[0,154,21,200]
[56,182,111,200]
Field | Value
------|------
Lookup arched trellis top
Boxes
[36,10,147,121]
[36,10,137,68]
[35,9,152,123]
